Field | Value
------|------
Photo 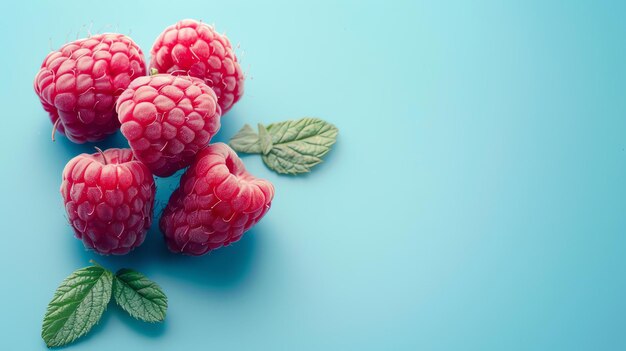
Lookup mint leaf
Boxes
[229,124,262,153]
[258,123,273,155]
[41,266,113,348]
[229,118,338,175]
[263,118,338,174]
[113,269,167,323]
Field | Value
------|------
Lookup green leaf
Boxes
[41,266,113,348]
[258,123,273,155]
[113,269,167,323]
[229,124,262,154]
[228,118,338,174]
[262,118,338,174]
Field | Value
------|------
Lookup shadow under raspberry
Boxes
[157,230,260,287]
[69,220,261,291]
[56,129,130,154]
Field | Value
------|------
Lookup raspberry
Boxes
[159,143,274,256]
[34,34,146,143]
[60,148,156,255]
[149,19,244,113]
[116,74,221,177]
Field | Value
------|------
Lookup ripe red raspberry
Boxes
[159,143,274,256]
[60,148,156,255]
[116,74,221,177]
[34,34,146,143]
[149,19,244,113]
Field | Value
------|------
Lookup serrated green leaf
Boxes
[258,123,273,155]
[113,269,167,323]
[41,266,113,348]
[229,124,262,154]
[262,118,338,174]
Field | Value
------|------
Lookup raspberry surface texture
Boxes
[149,19,244,113]
[34,34,146,143]
[160,143,274,255]
[61,148,156,255]
[117,74,221,177]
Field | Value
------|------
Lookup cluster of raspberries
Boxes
[36,19,274,256]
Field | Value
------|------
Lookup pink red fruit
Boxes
[160,143,274,256]
[116,74,221,177]
[34,34,146,143]
[61,148,155,255]
[149,19,244,113]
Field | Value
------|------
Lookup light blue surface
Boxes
[1,0,625,349]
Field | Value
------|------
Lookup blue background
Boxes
[1,0,625,349]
